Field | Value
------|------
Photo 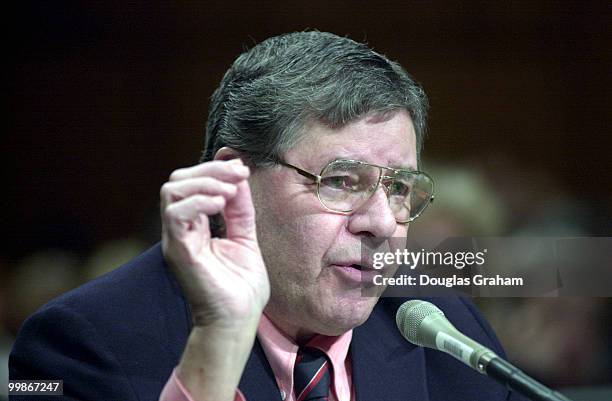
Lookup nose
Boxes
[346,184,398,239]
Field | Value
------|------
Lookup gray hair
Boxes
[201,31,428,167]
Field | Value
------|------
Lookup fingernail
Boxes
[228,158,243,164]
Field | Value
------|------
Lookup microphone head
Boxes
[396,300,446,347]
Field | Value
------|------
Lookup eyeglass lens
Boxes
[318,160,432,222]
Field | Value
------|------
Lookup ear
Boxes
[213,147,243,161]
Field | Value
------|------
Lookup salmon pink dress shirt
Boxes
[159,313,354,401]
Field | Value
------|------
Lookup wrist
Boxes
[191,308,263,330]
[176,319,260,401]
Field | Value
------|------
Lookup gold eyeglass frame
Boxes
[277,158,435,223]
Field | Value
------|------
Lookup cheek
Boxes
[285,215,344,273]
[392,229,408,243]
[257,209,346,282]
[392,224,409,244]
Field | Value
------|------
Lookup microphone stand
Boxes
[483,356,573,401]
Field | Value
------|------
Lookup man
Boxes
[10,31,524,401]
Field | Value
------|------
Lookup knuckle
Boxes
[161,204,174,220]
[222,181,237,194]
[160,182,172,197]
[189,195,204,207]
[213,195,226,205]
[197,194,220,207]
[169,169,184,181]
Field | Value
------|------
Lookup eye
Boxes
[388,180,412,196]
[321,175,360,191]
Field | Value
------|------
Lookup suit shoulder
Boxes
[11,244,190,400]
[38,244,186,324]
[15,243,191,365]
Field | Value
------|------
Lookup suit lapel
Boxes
[351,300,429,401]
[239,339,283,400]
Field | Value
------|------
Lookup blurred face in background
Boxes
[249,110,416,340]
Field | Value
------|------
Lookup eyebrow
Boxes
[327,156,418,172]
[388,162,418,171]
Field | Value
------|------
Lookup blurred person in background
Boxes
[412,157,612,390]
[426,156,612,391]
[9,31,530,401]
[5,250,81,336]
[409,163,508,249]
[82,238,148,281]
[483,190,612,388]
[2,250,80,401]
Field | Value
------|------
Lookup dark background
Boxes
[3,0,612,394]
[6,1,611,258]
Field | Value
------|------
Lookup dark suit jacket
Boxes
[10,244,526,400]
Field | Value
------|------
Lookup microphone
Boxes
[396,300,573,401]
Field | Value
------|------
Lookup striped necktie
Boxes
[293,346,333,401]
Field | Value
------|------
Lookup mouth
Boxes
[336,263,370,271]
[331,263,379,284]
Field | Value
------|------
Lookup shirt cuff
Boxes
[159,368,246,401]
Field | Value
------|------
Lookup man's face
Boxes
[250,110,417,339]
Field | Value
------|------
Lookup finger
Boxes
[160,177,238,208]
[169,159,249,182]
[223,174,257,243]
[162,195,226,242]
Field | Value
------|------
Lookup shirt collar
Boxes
[257,312,353,401]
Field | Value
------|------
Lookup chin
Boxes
[317,297,378,334]
[318,314,370,336]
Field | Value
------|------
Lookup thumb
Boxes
[223,177,257,243]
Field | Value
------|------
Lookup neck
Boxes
[263,309,317,345]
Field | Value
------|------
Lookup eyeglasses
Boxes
[278,159,434,223]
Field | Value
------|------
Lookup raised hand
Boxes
[160,157,270,327]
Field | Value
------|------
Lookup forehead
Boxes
[287,110,417,171]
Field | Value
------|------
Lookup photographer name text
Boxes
[372,274,524,287]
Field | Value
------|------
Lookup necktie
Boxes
[293,346,333,401]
